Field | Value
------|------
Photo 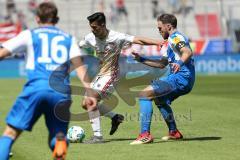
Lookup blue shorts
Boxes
[6,85,71,137]
[151,73,194,105]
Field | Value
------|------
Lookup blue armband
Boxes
[139,56,146,62]
[177,60,184,67]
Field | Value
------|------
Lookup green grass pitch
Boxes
[0,75,240,160]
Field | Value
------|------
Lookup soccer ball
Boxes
[67,126,85,143]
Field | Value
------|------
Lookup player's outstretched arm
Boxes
[0,48,11,61]
[132,52,168,69]
[132,36,164,45]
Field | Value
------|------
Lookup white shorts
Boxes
[91,73,119,98]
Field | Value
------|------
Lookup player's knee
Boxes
[139,91,147,99]
[153,98,170,106]
[3,125,21,140]
[153,99,162,106]
[138,89,154,99]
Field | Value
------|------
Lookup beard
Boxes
[163,32,169,40]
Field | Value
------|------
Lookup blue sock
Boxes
[0,136,14,160]
[50,136,57,151]
[157,104,177,131]
[139,98,153,133]
[50,136,69,151]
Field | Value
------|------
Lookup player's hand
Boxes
[82,96,97,111]
[170,63,181,73]
[131,52,142,62]
[82,89,98,111]
[157,40,166,47]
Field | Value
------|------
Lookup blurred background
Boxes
[0,0,240,76]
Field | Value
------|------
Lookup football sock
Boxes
[98,104,116,119]
[0,136,14,160]
[50,136,57,150]
[50,135,69,151]
[88,109,102,137]
[139,98,153,133]
[157,104,177,131]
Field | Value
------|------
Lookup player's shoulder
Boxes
[109,30,120,35]
[13,29,32,41]
[19,29,31,36]
[109,30,132,40]
[84,32,95,41]
[169,31,187,44]
[31,26,72,38]
[110,30,126,37]
[57,28,72,38]
[51,27,73,39]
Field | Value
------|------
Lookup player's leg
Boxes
[86,76,104,142]
[152,76,184,140]
[85,75,123,143]
[43,93,71,160]
[0,89,43,159]
[157,103,177,131]
[155,102,183,140]
[109,113,124,135]
[130,85,154,145]
[97,75,124,135]
[0,125,21,160]
[98,103,124,135]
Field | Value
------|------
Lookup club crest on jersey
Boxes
[168,58,172,62]
[173,36,180,44]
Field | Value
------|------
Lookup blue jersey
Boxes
[3,26,81,132]
[151,31,195,104]
[2,26,82,91]
[165,31,195,78]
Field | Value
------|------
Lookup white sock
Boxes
[98,104,116,119]
[88,109,102,137]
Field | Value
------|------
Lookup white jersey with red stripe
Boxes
[79,30,134,97]
[79,30,134,76]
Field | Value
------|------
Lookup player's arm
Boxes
[70,37,97,111]
[71,57,98,111]
[132,52,168,69]
[132,36,164,45]
[71,37,93,89]
[180,46,193,63]
[171,42,193,73]
[71,57,91,90]
[0,47,11,61]
[0,30,29,61]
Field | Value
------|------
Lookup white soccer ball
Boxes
[67,126,85,143]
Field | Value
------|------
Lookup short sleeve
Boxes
[69,37,85,59]
[169,34,187,52]
[119,33,134,43]
[2,30,31,55]
[118,33,134,49]
[79,36,91,49]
